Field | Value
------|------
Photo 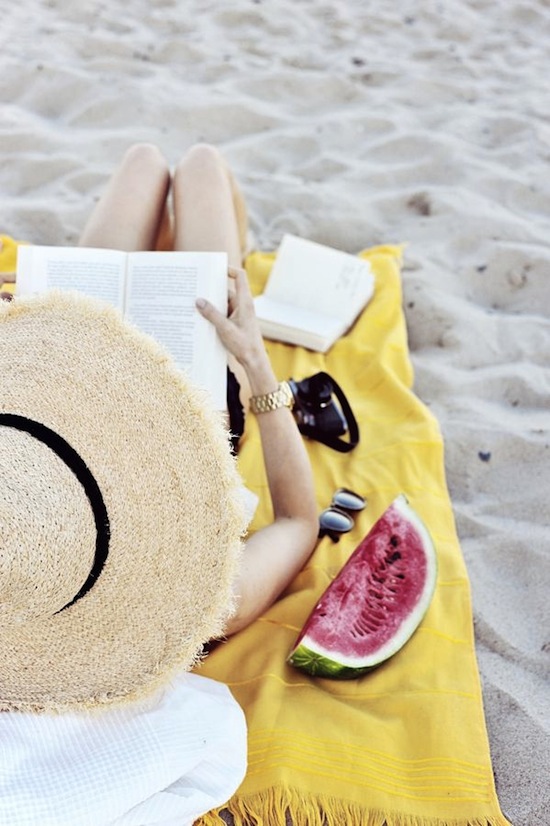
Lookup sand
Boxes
[1,0,549,823]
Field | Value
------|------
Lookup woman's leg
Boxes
[172,144,246,267]
[173,145,251,423]
[79,143,170,251]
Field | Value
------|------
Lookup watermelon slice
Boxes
[288,495,437,679]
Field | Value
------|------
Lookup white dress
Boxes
[0,672,247,826]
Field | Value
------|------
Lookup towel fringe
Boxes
[197,788,512,826]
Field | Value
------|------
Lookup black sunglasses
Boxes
[318,488,366,542]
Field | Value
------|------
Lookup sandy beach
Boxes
[1,1,549,823]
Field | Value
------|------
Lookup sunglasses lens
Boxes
[333,489,366,511]
[319,508,354,533]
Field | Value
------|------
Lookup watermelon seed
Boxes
[389,551,402,563]
[390,535,400,547]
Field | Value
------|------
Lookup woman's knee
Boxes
[174,144,226,180]
[121,143,170,181]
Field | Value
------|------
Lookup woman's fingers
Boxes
[197,267,263,364]
[196,296,226,327]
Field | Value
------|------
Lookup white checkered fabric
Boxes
[0,672,247,826]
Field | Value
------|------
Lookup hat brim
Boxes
[0,292,244,713]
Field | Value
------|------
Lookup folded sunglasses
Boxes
[318,488,366,542]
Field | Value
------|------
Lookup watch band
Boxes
[249,381,295,414]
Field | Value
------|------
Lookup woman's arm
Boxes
[197,268,319,635]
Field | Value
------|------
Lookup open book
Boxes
[16,245,228,409]
[254,234,375,353]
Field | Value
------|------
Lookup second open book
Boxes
[16,246,228,410]
[254,234,375,352]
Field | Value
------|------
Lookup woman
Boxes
[0,143,318,826]
[78,142,319,635]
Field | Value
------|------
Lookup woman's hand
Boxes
[196,267,266,371]
[1,272,15,302]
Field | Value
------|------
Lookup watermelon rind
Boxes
[287,495,437,679]
[288,644,364,679]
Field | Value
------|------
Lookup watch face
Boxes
[282,382,295,410]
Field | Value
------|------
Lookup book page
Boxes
[263,234,374,319]
[254,295,342,341]
[16,246,126,309]
[125,251,227,409]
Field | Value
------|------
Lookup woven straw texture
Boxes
[0,291,245,713]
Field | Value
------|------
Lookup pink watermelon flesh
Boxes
[288,495,437,678]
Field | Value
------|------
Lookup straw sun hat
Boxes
[0,291,245,713]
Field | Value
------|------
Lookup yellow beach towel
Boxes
[197,246,511,826]
[3,234,509,825]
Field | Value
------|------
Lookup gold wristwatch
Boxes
[249,381,295,414]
